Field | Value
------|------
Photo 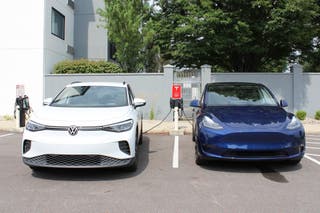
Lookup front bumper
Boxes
[197,128,305,161]
[22,128,136,168]
[23,154,133,168]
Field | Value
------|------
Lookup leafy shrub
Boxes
[2,115,13,120]
[296,110,307,121]
[315,111,320,120]
[149,107,155,120]
[53,59,123,74]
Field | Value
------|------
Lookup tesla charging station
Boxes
[15,84,30,128]
[170,84,183,132]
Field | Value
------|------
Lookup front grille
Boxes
[47,155,100,166]
[222,150,288,158]
[23,154,132,168]
[221,145,301,158]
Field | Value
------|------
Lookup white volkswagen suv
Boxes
[22,82,146,171]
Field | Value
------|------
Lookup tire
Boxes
[124,157,138,172]
[125,132,139,172]
[138,121,143,145]
[195,144,206,166]
[192,132,196,142]
[191,123,195,141]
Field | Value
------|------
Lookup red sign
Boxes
[172,84,182,99]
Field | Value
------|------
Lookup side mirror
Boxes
[134,98,146,108]
[43,98,53,105]
[190,99,200,108]
[280,99,288,108]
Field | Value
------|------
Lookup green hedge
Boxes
[53,59,123,74]
[295,110,307,121]
[315,111,320,120]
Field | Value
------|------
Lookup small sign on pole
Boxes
[16,84,25,97]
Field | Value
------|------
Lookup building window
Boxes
[51,8,65,40]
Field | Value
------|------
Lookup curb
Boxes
[0,120,23,133]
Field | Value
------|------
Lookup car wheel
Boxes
[138,122,143,145]
[192,125,196,142]
[195,144,206,166]
[125,157,138,172]
[125,133,139,172]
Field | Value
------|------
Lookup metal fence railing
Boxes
[174,68,201,119]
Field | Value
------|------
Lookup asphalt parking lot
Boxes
[1,131,320,213]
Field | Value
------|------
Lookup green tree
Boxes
[303,46,320,72]
[98,0,159,72]
[302,1,320,72]
[152,0,320,72]
[98,0,144,72]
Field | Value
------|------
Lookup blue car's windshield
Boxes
[205,84,278,107]
[50,86,128,107]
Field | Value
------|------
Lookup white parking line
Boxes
[306,153,320,157]
[307,138,320,141]
[305,155,320,166]
[307,142,320,145]
[307,147,320,150]
[307,139,320,141]
[0,133,14,138]
[172,136,179,168]
[307,135,320,137]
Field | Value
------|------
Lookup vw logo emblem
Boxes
[68,126,79,136]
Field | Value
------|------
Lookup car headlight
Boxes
[201,116,223,130]
[26,120,46,131]
[102,119,134,132]
[286,116,302,130]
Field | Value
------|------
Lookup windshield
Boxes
[205,84,278,107]
[50,86,128,107]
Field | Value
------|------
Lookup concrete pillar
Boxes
[292,64,303,113]
[163,65,175,121]
[163,64,174,88]
[201,64,212,92]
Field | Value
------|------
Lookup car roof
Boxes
[66,82,127,87]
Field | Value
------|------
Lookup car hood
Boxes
[30,106,132,126]
[204,106,288,129]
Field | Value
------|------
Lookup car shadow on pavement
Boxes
[199,161,303,183]
[201,160,302,173]
[200,160,302,173]
[31,136,150,181]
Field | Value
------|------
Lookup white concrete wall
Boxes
[0,1,45,115]
[43,0,74,74]
[0,0,74,116]
[302,73,320,117]
[74,0,108,60]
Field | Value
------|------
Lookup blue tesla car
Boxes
[190,82,305,165]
